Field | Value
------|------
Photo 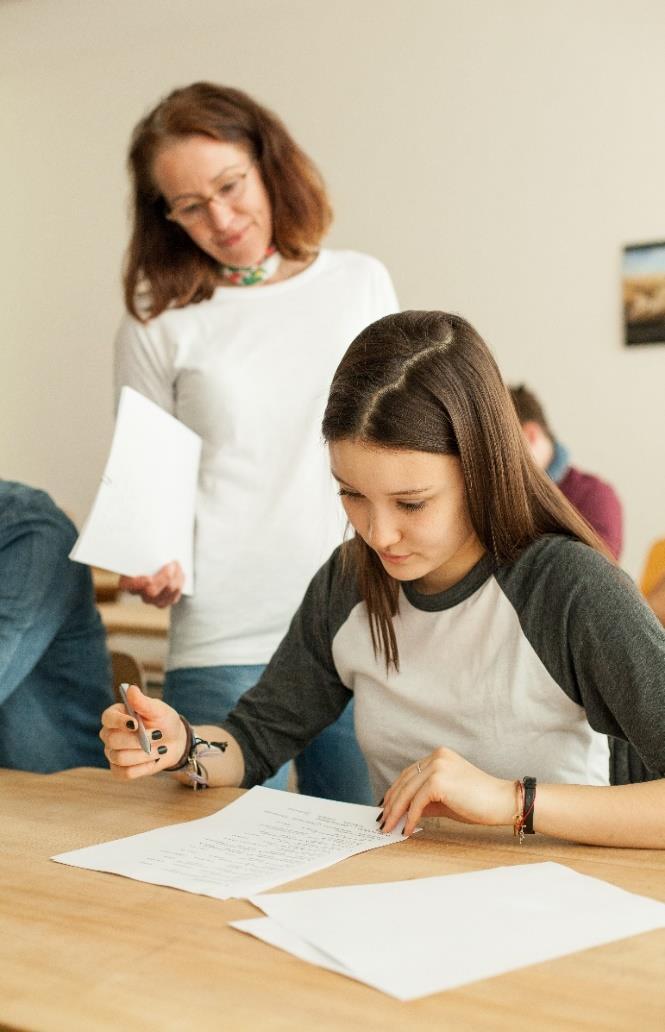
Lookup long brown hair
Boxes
[124,82,332,320]
[322,310,609,668]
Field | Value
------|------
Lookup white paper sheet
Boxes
[231,917,353,977]
[70,386,201,594]
[244,862,665,1000]
[230,916,404,998]
[230,917,393,992]
[51,786,408,899]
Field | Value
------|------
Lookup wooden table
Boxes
[97,600,169,637]
[3,768,665,1032]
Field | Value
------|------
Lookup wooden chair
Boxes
[110,651,146,703]
[92,567,121,603]
[100,602,169,690]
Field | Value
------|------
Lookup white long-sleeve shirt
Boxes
[114,250,398,669]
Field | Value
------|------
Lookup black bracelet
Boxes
[163,716,229,788]
[522,776,537,834]
[163,716,193,771]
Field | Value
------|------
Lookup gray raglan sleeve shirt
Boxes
[223,535,665,788]
[496,537,665,777]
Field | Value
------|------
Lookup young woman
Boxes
[101,311,665,847]
[114,82,398,802]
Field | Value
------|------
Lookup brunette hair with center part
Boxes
[322,311,609,669]
[123,82,332,321]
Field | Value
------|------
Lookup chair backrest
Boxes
[92,567,121,602]
[640,539,665,596]
[110,651,146,703]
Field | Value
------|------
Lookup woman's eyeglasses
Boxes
[165,162,255,227]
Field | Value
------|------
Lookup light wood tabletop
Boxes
[97,600,170,637]
[3,768,665,1032]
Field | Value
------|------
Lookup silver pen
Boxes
[119,682,151,755]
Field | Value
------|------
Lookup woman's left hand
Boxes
[381,747,516,837]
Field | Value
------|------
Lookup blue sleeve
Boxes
[0,521,81,702]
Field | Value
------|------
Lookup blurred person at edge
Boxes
[0,481,112,771]
[646,573,665,628]
[509,384,623,561]
[114,82,398,802]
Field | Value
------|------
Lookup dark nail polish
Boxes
[378,797,384,807]
[126,719,137,730]
[157,745,168,755]
[155,758,160,763]
[375,811,383,822]
[379,820,385,830]
[151,729,163,741]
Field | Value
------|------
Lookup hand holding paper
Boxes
[119,560,185,608]
[70,387,201,595]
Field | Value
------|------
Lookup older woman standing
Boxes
[115,82,397,801]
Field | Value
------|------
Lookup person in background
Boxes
[647,575,665,626]
[640,538,665,629]
[509,384,623,560]
[114,82,398,803]
[0,481,112,772]
[101,311,665,848]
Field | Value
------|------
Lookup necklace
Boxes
[219,245,281,286]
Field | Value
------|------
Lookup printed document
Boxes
[231,861,665,1000]
[70,386,201,594]
[51,787,407,899]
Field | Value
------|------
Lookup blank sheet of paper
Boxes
[230,916,397,993]
[51,786,407,899]
[244,862,665,1000]
[229,916,392,991]
[70,386,201,594]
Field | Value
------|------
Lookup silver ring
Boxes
[417,761,422,774]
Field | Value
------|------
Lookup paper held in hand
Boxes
[51,786,410,899]
[69,386,201,594]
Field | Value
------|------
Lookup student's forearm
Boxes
[532,780,665,848]
[171,724,246,788]
[384,750,665,847]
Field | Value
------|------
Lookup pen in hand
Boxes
[119,682,152,755]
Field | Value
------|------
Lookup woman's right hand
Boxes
[100,684,187,780]
[119,560,184,607]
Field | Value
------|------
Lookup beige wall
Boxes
[3,0,665,577]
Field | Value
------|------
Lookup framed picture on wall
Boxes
[622,241,665,346]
